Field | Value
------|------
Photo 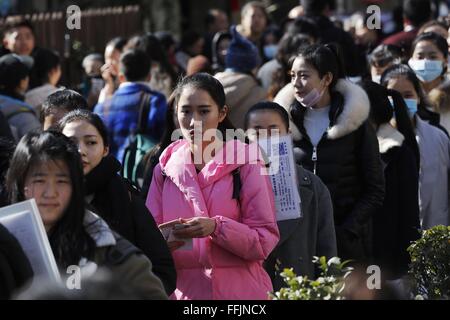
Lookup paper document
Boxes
[160,224,193,251]
[256,135,302,221]
[0,199,61,283]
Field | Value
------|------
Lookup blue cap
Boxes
[225,26,260,73]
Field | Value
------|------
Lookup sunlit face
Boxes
[290,56,331,103]
[412,40,446,65]
[177,86,227,148]
[3,26,35,56]
[242,6,267,35]
[104,45,121,77]
[24,160,72,231]
[386,75,420,103]
[62,120,109,175]
[246,110,288,142]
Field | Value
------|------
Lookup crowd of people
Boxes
[1,0,450,300]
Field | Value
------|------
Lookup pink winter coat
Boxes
[146,139,279,300]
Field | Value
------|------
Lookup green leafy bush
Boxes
[407,225,450,299]
[270,256,353,300]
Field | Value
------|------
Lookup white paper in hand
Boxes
[160,224,193,251]
[0,199,61,284]
[256,135,302,221]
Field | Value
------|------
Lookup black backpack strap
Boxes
[137,91,152,134]
[232,168,241,200]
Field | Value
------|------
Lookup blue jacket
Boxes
[94,83,167,162]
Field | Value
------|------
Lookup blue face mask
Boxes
[404,98,418,118]
[408,58,444,83]
[263,45,278,60]
[388,97,418,118]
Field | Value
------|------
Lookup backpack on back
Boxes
[122,92,158,189]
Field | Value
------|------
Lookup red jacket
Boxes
[382,29,418,53]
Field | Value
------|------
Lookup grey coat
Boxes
[265,165,337,290]
[0,94,40,141]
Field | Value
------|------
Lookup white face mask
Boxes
[298,88,324,108]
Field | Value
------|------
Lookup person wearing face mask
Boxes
[409,32,449,93]
[408,32,450,134]
[360,81,420,279]
[381,64,450,229]
[0,54,40,141]
[261,26,281,62]
[288,44,385,263]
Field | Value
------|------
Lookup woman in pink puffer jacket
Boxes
[146,73,279,300]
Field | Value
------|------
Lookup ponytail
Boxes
[324,43,346,81]
[387,89,420,170]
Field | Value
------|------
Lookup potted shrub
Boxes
[407,225,450,299]
[270,256,353,300]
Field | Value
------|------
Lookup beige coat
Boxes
[214,71,267,129]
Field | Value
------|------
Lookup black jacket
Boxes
[85,155,176,295]
[0,223,33,299]
[0,111,13,141]
[290,80,385,261]
[372,124,420,279]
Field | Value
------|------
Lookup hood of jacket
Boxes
[376,123,405,154]
[83,210,116,248]
[159,139,263,191]
[0,94,35,118]
[290,79,370,141]
[214,71,264,105]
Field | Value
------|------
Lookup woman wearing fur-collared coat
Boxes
[286,44,385,262]
[361,81,420,279]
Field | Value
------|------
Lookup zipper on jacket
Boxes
[312,146,318,174]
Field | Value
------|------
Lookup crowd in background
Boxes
[1,0,450,300]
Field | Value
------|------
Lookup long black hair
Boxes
[6,130,96,268]
[360,80,420,170]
